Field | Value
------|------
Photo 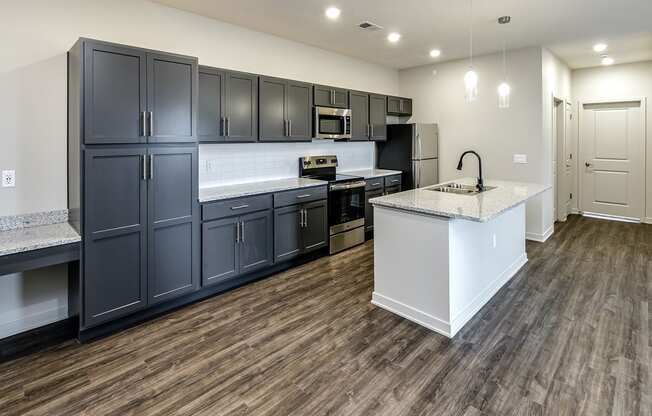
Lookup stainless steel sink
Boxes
[425,183,496,195]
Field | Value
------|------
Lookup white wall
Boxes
[541,48,572,235]
[572,61,652,222]
[398,47,552,238]
[0,0,398,338]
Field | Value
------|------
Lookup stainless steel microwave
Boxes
[314,107,351,140]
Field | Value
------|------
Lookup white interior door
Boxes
[556,102,573,221]
[579,100,645,220]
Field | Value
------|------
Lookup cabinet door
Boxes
[369,94,387,141]
[332,88,349,109]
[274,205,303,262]
[349,91,370,141]
[259,76,288,141]
[198,67,225,142]
[83,42,147,144]
[364,188,384,233]
[313,85,334,107]
[286,80,313,141]
[202,217,239,287]
[387,96,402,115]
[83,148,147,328]
[225,71,257,142]
[147,146,199,304]
[239,210,273,274]
[302,200,328,253]
[147,53,197,143]
[401,98,413,116]
[384,185,401,195]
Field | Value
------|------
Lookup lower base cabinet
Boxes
[202,210,273,287]
[364,174,402,235]
[274,200,328,262]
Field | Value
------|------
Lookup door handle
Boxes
[284,120,288,137]
[240,221,245,243]
[230,204,250,210]
[141,112,147,137]
[226,117,230,137]
[149,154,154,179]
[296,194,311,199]
[220,117,225,136]
[304,209,308,228]
[288,119,292,137]
[235,222,240,243]
[370,125,374,137]
[142,155,147,180]
[148,111,154,137]
[585,162,593,168]
[330,90,334,105]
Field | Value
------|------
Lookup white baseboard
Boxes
[526,225,554,242]
[372,253,528,339]
[644,217,652,225]
[0,305,67,339]
[449,253,528,336]
[371,292,452,338]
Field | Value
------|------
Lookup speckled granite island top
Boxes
[339,168,402,179]
[370,178,551,222]
[0,210,81,257]
[199,177,328,203]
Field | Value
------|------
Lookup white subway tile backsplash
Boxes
[199,141,375,187]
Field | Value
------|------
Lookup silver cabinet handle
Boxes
[149,154,154,180]
[304,209,308,228]
[148,111,154,137]
[288,119,292,137]
[371,182,381,186]
[220,117,225,136]
[235,222,240,243]
[142,112,147,137]
[142,155,147,180]
[371,125,374,137]
[391,179,399,183]
[296,194,311,199]
[301,209,306,228]
[240,221,245,243]
[284,120,288,137]
[230,204,250,210]
[226,117,230,137]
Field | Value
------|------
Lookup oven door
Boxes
[315,107,351,139]
[328,180,366,234]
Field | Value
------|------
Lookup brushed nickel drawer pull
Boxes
[231,204,250,210]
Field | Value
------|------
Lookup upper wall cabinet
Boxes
[369,93,387,141]
[198,66,258,143]
[314,84,349,109]
[82,40,197,145]
[349,90,370,141]
[387,96,413,116]
[259,76,312,142]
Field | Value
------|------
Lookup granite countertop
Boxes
[199,177,328,203]
[370,177,551,222]
[339,168,402,179]
[0,221,81,257]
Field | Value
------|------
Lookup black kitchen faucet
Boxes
[456,151,484,191]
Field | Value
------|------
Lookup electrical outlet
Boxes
[2,170,15,187]
[513,154,528,164]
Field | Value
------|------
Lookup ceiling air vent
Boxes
[358,21,383,31]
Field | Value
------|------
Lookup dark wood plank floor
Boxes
[1,215,650,416]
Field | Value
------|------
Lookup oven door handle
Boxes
[330,181,367,191]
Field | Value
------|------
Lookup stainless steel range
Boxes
[299,155,366,254]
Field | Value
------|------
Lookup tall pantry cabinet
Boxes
[68,38,200,331]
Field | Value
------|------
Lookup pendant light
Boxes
[497,16,511,109]
[464,0,478,102]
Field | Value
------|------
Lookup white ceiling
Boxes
[153,0,652,69]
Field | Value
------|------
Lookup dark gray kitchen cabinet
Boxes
[302,200,328,252]
[364,188,383,233]
[83,147,148,327]
[387,96,413,116]
[273,199,327,262]
[147,146,199,305]
[274,205,303,262]
[81,40,197,145]
[314,84,348,108]
[83,42,147,145]
[202,217,239,286]
[239,210,273,274]
[259,76,312,142]
[369,94,387,141]
[384,185,401,195]
[286,80,313,141]
[198,68,258,142]
[147,53,197,143]
[349,91,370,141]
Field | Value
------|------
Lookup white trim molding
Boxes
[526,225,554,242]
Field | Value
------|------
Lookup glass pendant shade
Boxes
[464,69,479,102]
[498,81,511,108]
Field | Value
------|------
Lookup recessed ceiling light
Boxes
[325,7,341,20]
[387,32,401,43]
[593,43,607,53]
[601,55,614,66]
[430,49,441,58]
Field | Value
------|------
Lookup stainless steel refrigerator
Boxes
[376,123,439,190]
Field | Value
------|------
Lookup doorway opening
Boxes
[553,97,572,223]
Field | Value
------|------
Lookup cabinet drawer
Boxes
[384,175,402,187]
[365,178,384,191]
[202,194,272,221]
[274,186,327,208]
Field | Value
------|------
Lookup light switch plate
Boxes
[2,170,16,187]
[513,154,528,164]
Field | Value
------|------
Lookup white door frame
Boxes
[577,97,647,222]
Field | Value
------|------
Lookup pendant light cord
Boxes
[469,0,474,68]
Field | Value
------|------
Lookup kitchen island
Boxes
[369,177,550,337]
